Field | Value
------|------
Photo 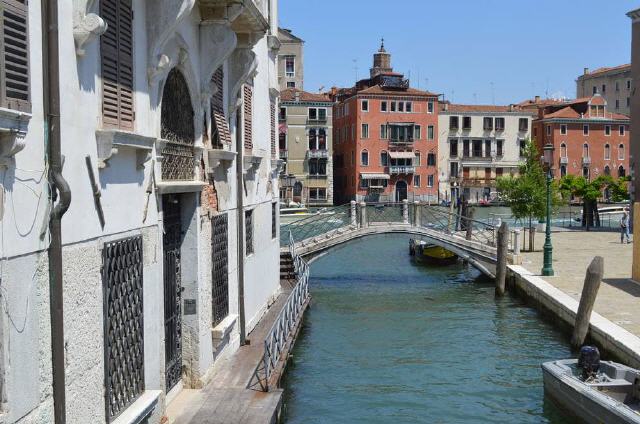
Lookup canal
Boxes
[282,234,575,424]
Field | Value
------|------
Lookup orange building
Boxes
[332,42,440,204]
[527,95,630,185]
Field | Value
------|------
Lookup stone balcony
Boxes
[307,149,329,159]
[582,156,592,165]
[389,165,415,175]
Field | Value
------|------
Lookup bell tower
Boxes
[370,38,393,78]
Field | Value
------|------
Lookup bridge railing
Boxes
[263,231,310,390]
[280,203,353,247]
[417,204,497,247]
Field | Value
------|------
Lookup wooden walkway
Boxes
[166,282,294,424]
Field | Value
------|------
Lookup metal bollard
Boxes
[350,200,357,226]
[359,202,367,228]
[402,199,409,224]
[413,201,420,227]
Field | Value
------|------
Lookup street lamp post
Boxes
[541,143,555,276]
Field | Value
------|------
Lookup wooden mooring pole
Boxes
[495,222,509,296]
[571,256,604,349]
[465,208,474,240]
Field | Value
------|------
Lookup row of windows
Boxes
[336,99,436,118]
[559,142,625,160]
[359,150,436,167]
[546,124,627,137]
[278,107,328,121]
[336,124,435,143]
[449,116,529,132]
[591,79,631,95]
[562,165,626,179]
[448,138,517,158]
[360,174,435,188]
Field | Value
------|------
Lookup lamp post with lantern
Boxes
[541,143,555,276]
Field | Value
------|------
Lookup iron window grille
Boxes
[272,203,277,239]
[245,210,254,255]
[211,214,229,327]
[102,235,144,422]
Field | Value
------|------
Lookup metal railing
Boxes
[389,165,415,174]
[280,203,353,246]
[307,149,329,159]
[262,231,310,390]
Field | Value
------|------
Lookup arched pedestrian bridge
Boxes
[280,201,522,278]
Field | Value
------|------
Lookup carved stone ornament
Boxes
[72,0,107,56]
[227,48,257,113]
[0,108,30,167]
[95,129,156,169]
[199,22,237,107]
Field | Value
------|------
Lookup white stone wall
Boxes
[2,0,281,423]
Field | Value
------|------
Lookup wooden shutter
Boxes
[100,0,134,130]
[243,85,253,150]
[210,67,230,147]
[270,102,276,158]
[0,0,30,112]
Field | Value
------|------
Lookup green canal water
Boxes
[282,234,576,424]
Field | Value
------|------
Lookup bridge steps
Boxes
[280,252,296,286]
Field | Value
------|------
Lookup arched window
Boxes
[380,151,389,166]
[619,166,626,178]
[560,143,567,158]
[560,165,567,177]
[308,128,317,150]
[361,149,369,166]
[583,143,589,158]
[604,165,611,176]
[604,144,610,160]
[619,144,625,160]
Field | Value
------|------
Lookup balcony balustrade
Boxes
[307,149,329,159]
[389,165,415,175]
[279,150,288,159]
[560,156,568,165]
[582,156,592,165]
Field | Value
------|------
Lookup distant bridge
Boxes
[280,201,522,278]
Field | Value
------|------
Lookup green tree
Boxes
[497,140,559,250]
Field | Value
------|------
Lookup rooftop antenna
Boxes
[451,90,455,103]
[417,68,420,89]
[545,77,550,98]
[353,59,358,82]
[425,78,429,90]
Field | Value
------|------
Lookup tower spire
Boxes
[380,37,385,52]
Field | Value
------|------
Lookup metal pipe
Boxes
[42,0,71,422]
[235,108,246,345]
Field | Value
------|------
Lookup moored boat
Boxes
[542,346,640,424]
[409,238,458,266]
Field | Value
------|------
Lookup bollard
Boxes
[571,256,604,349]
[359,201,367,228]
[402,199,409,224]
[513,229,521,256]
[350,200,357,226]
[413,201,420,227]
[495,222,509,296]
[465,208,474,240]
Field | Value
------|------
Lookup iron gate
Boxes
[163,195,183,391]
[102,235,144,422]
[211,214,229,327]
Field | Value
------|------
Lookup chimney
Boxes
[294,91,300,102]
[444,103,449,111]
[584,67,590,75]
[534,95,540,103]
[509,104,514,112]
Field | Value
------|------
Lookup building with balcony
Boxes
[577,64,632,116]
[437,103,535,203]
[331,41,439,203]
[279,88,334,205]
[529,94,630,182]
[277,28,304,90]
[0,1,281,423]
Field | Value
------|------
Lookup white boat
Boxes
[599,205,628,216]
[542,346,640,424]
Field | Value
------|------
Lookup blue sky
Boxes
[279,0,637,105]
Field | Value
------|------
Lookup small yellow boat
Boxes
[409,238,458,266]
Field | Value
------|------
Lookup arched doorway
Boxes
[161,68,195,181]
[619,166,626,178]
[395,180,408,202]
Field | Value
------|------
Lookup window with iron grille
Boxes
[1,0,30,112]
[211,214,229,328]
[102,235,144,422]
[211,67,230,149]
[100,0,134,129]
[245,210,253,255]
[272,203,277,239]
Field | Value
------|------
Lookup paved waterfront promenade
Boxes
[520,229,637,336]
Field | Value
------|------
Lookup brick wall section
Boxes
[243,85,253,151]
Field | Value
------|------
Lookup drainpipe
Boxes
[42,0,71,422]
[235,108,246,345]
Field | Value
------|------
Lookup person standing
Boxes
[621,207,631,244]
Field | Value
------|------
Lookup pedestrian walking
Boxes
[620,207,631,244]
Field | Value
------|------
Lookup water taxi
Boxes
[409,238,458,266]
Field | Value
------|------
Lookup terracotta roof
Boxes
[516,98,568,108]
[357,85,438,97]
[280,88,332,103]
[582,64,631,78]
[542,105,629,121]
[440,103,531,113]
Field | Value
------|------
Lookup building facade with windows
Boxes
[331,42,439,204]
[531,95,630,185]
[0,1,281,423]
[279,89,334,205]
[577,64,632,116]
[437,104,535,203]
[277,28,304,90]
